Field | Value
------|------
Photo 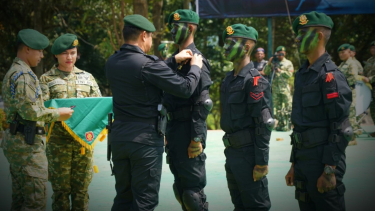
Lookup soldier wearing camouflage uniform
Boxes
[264,46,294,131]
[39,34,101,211]
[349,45,364,75]
[363,41,375,136]
[1,29,73,211]
[338,44,359,145]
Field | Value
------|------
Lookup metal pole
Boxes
[267,17,272,59]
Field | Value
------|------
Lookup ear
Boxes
[188,24,194,33]
[317,31,323,41]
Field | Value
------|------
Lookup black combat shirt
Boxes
[105,44,202,146]
[220,62,272,165]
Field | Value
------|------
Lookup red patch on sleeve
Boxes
[327,92,339,99]
[325,72,334,83]
[250,92,264,100]
[253,76,261,86]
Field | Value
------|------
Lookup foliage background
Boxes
[1,0,374,129]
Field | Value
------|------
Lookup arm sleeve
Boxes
[14,74,59,123]
[89,74,102,97]
[247,77,271,165]
[39,75,50,102]
[280,62,293,79]
[164,56,178,70]
[321,70,352,166]
[190,61,212,144]
[263,63,272,75]
[142,60,202,98]
[346,63,358,86]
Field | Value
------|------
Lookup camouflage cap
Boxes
[17,29,49,50]
[349,45,355,52]
[168,9,199,26]
[276,46,286,52]
[157,43,168,52]
[51,33,79,55]
[222,24,258,43]
[292,11,334,34]
[123,14,156,32]
[370,41,375,47]
[337,43,351,52]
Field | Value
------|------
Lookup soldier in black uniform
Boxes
[254,47,269,80]
[163,9,212,211]
[105,14,204,211]
[285,11,353,211]
[220,24,273,211]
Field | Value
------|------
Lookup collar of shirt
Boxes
[172,42,197,56]
[300,52,334,74]
[120,44,145,55]
[13,57,37,80]
[231,62,254,79]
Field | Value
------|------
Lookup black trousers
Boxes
[293,145,346,211]
[224,146,271,211]
[166,120,207,210]
[111,141,163,211]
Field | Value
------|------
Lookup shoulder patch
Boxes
[325,72,334,83]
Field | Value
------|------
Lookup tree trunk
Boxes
[133,0,148,18]
[152,0,163,56]
[183,0,190,9]
[33,0,44,77]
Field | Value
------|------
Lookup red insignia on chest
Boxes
[325,72,334,83]
[327,92,339,99]
[250,92,264,100]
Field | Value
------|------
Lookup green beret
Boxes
[337,44,351,52]
[124,14,156,32]
[222,24,258,43]
[370,41,375,47]
[292,11,334,34]
[51,33,79,55]
[276,46,286,52]
[168,9,199,26]
[16,29,49,50]
[157,43,167,52]
[349,45,355,51]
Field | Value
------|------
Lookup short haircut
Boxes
[123,26,152,42]
[189,23,198,36]
[314,26,331,46]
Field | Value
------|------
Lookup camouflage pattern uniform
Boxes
[338,57,359,138]
[1,57,60,210]
[40,65,101,211]
[363,56,375,123]
[353,57,364,75]
[264,58,294,131]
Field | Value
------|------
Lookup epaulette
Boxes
[145,54,159,61]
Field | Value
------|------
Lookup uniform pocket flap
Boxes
[23,165,48,179]
[228,91,245,104]
[302,84,320,93]
[302,91,321,107]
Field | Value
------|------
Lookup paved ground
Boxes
[0,126,374,211]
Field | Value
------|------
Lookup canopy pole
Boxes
[267,17,272,58]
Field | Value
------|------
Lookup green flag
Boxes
[44,97,113,150]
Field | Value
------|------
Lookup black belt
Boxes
[223,128,253,148]
[290,128,330,149]
[167,106,196,121]
[17,124,45,135]
[115,116,157,125]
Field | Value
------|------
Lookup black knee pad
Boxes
[182,189,208,211]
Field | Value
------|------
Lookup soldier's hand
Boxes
[175,49,193,63]
[187,140,202,158]
[276,68,281,73]
[285,164,294,186]
[57,107,74,121]
[253,165,269,181]
[363,77,370,83]
[190,54,203,69]
[164,137,168,146]
[267,56,273,65]
[317,172,336,193]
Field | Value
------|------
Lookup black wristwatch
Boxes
[324,165,335,175]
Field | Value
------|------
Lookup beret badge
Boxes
[226,26,234,35]
[72,39,79,46]
[173,13,181,21]
[299,15,309,25]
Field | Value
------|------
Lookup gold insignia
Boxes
[282,47,285,51]
[72,39,79,46]
[173,13,181,21]
[341,47,345,50]
[226,26,234,35]
[299,15,309,25]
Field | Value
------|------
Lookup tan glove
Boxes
[187,140,202,158]
[253,165,269,181]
